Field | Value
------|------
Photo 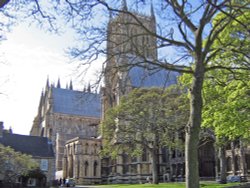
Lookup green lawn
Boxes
[101,182,241,188]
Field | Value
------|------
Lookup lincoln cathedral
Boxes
[29,0,250,185]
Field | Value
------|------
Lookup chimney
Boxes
[0,121,4,137]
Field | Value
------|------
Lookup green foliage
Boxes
[0,144,38,183]
[202,7,250,142]
[202,70,250,141]
[180,69,249,144]
[210,8,250,69]
[179,6,250,144]
[101,86,189,157]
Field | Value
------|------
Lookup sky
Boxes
[0,23,101,135]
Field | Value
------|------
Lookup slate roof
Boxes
[0,133,54,158]
[52,88,101,118]
[128,66,179,88]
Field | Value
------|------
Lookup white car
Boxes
[65,178,75,187]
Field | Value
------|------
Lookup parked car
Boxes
[227,175,241,183]
[65,178,75,187]
[240,175,248,182]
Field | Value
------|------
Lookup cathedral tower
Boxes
[104,1,157,110]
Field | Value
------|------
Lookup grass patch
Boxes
[101,182,241,188]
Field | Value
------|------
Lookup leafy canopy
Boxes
[101,86,189,157]
[0,144,38,182]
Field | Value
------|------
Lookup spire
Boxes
[150,0,156,34]
[0,122,3,137]
[69,80,73,90]
[121,0,127,11]
[150,0,155,19]
[109,9,113,20]
[9,127,12,134]
[87,82,91,93]
[45,76,50,91]
[57,78,61,88]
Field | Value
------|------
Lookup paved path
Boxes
[75,186,110,188]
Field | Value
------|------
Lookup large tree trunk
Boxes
[185,61,204,188]
[219,145,227,184]
[151,147,159,184]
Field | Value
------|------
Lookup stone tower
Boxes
[103,0,157,111]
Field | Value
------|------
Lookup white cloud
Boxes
[0,22,104,135]
[0,25,75,135]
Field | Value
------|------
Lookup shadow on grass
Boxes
[104,182,241,188]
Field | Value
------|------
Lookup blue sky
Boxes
[0,23,102,135]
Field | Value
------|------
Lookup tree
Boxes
[0,144,38,185]
[179,6,250,183]
[203,71,249,183]
[21,169,47,187]
[101,86,189,184]
[1,1,250,187]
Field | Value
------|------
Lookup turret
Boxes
[0,121,3,137]
[45,77,50,92]
[150,1,156,32]
[57,78,61,88]
[87,82,91,93]
[121,0,128,11]
[69,80,73,90]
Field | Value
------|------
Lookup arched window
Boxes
[40,128,44,137]
[227,157,232,171]
[77,159,80,178]
[94,144,98,154]
[235,156,240,171]
[94,161,98,176]
[122,154,129,174]
[142,148,147,162]
[84,161,89,176]
[85,143,89,154]
[161,147,167,163]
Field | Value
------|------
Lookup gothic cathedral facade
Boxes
[30,0,250,185]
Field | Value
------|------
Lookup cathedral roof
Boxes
[52,88,101,118]
[0,133,54,158]
[128,66,179,88]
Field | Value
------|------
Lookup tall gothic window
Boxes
[85,143,89,154]
[227,157,232,171]
[94,161,98,176]
[161,147,168,163]
[122,154,129,174]
[235,156,240,171]
[77,159,80,178]
[84,161,89,176]
[94,144,98,154]
[142,149,147,162]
